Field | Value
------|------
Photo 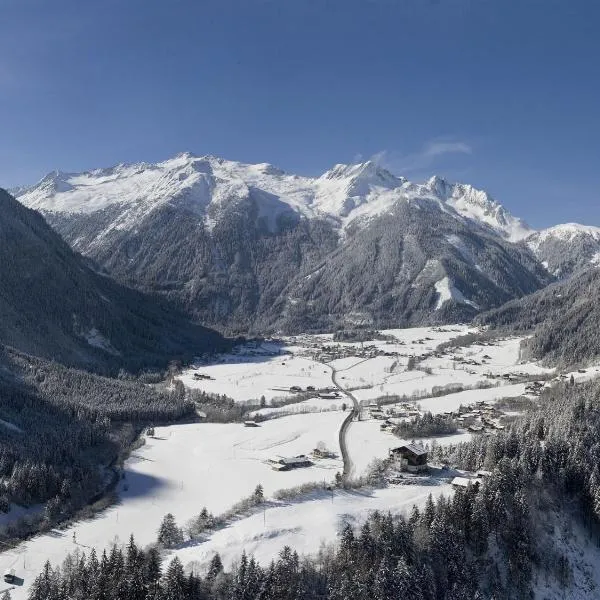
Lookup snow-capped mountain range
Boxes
[11,152,598,333]
[14,152,532,240]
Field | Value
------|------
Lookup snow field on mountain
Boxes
[15,152,535,240]
[0,413,345,600]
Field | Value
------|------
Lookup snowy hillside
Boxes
[15,152,531,238]
[10,153,558,334]
[526,223,600,276]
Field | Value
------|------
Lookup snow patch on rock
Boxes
[84,328,120,355]
[434,277,479,310]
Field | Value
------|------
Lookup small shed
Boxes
[269,454,313,471]
[451,477,480,490]
[389,444,428,473]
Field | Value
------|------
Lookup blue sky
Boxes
[1,0,598,227]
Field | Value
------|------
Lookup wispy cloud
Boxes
[369,138,472,177]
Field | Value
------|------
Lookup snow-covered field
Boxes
[178,326,478,405]
[179,349,332,403]
[0,413,344,599]
[3,324,591,598]
[346,419,472,477]
[171,483,453,575]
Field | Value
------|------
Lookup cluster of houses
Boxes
[525,380,546,396]
[270,385,339,397]
[311,344,401,363]
[442,401,506,433]
[525,370,587,396]
[366,402,420,431]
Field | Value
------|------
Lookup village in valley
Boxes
[4,324,600,599]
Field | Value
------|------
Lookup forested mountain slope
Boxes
[0,189,225,373]
[478,266,600,365]
[14,154,555,334]
[0,344,193,539]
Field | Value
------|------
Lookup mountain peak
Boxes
[421,176,532,241]
[320,160,400,186]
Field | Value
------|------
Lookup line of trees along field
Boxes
[27,378,600,599]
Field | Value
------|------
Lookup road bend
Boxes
[324,364,360,481]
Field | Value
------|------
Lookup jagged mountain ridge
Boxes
[14,152,533,240]
[0,189,224,372]
[13,152,589,333]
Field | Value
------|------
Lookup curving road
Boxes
[324,364,360,481]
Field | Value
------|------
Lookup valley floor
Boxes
[2,324,600,599]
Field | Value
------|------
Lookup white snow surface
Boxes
[178,349,332,403]
[434,276,479,310]
[528,223,600,247]
[15,152,533,239]
[171,483,452,575]
[0,413,345,599]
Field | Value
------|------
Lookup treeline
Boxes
[393,412,458,438]
[332,329,395,343]
[22,359,194,422]
[187,387,260,423]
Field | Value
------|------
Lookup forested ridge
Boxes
[37,190,551,336]
[27,378,600,599]
[478,266,600,365]
[0,345,194,541]
[0,188,226,375]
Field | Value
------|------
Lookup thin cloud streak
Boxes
[369,139,472,177]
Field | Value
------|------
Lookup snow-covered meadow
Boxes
[170,483,453,574]
[0,413,345,599]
